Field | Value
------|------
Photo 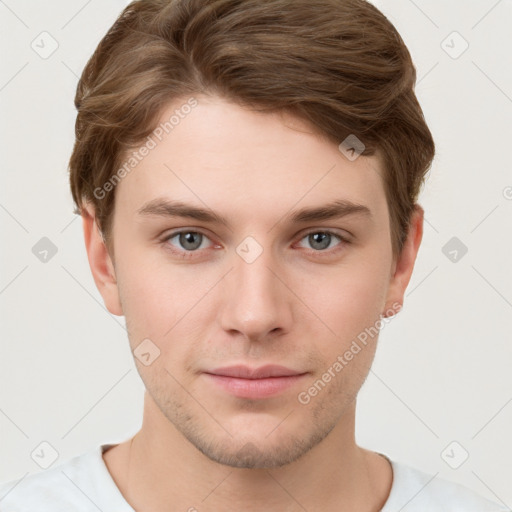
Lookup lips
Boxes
[206,364,304,379]
[203,364,308,399]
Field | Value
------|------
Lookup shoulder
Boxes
[0,449,96,511]
[0,444,132,512]
[382,458,510,512]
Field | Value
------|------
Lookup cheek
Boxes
[297,264,388,387]
[305,259,389,339]
[116,255,220,360]
[116,257,178,345]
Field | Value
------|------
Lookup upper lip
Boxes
[206,365,305,379]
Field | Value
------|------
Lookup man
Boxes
[0,0,508,510]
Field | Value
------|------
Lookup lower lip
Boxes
[204,373,307,399]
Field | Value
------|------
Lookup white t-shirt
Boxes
[0,444,509,511]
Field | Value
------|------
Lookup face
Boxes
[85,94,420,469]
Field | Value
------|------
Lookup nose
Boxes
[219,241,294,342]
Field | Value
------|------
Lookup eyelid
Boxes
[298,227,352,240]
[160,229,219,260]
[162,225,212,237]
[161,228,218,247]
[295,229,351,251]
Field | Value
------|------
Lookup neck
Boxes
[103,394,392,512]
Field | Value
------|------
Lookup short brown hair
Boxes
[68,0,435,259]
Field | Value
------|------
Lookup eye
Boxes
[162,230,214,255]
[296,230,349,252]
[160,228,350,259]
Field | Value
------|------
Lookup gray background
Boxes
[1,0,511,506]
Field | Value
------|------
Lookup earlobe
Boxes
[81,204,123,316]
[382,205,424,316]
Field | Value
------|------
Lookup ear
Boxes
[383,204,424,316]
[81,203,123,316]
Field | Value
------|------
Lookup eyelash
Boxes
[160,229,351,260]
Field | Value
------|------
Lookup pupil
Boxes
[311,232,330,250]
[181,232,201,250]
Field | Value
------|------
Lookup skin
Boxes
[82,94,423,511]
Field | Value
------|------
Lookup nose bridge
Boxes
[220,236,291,340]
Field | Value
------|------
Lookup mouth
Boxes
[203,364,308,399]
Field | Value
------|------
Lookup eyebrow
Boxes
[137,198,372,228]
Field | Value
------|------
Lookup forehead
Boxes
[114,94,388,225]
